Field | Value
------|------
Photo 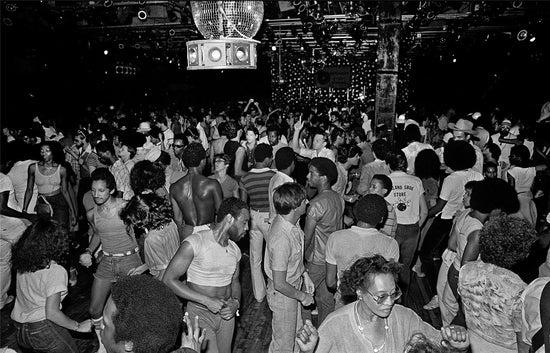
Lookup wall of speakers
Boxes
[186,39,258,70]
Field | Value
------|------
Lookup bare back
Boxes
[170,173,223,228]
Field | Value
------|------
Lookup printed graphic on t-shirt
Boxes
[390,184,413,212]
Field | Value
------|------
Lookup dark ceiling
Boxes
[2,1,549,58]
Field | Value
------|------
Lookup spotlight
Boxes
[234,46,249,62]
[103,0,112,7]
[271,45,277,51]
[208,47,222,62]
[452,57,457,63]
[137,10,147,21]
[104,49,109,55]
[517,29,528,41]
[118,43,124,50]
[529,36,536,42]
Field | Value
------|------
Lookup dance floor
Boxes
[1,254,441,352]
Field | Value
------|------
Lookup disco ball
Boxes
[190,1,264,40]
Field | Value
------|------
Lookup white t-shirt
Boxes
[385,171,425,225]
[452,210,483,270]
[7,160,38,212]
[439,169,483,219]
[326,226,399,282]
[0,173,26,243]
[298,147,335,162]
[11,262,68,323]
[268,171,294,223]
[162,128,174,150]
[401,141,434,175]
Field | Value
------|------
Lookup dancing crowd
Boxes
[1,98,550,353]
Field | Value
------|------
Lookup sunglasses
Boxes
[365,286,402,305]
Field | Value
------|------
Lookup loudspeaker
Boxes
[186,39,258,70]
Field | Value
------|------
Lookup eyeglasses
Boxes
[173,144,185,149]
[365,287,402,305]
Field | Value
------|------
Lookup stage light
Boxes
[452,58,457,63]
[137,10,147,21]
[235,46,249,62]
[517,29,528,41]
[104,49,109,55]
[530,36,536,42]
[208,47,222,62]
[271,45,277,51]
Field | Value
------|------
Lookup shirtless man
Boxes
[163,197,249,353]
[170,142,223,239]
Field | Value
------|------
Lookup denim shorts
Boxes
[94,252,142,282]
[14,319,78,353]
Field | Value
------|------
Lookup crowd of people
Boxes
[1,98,550,353]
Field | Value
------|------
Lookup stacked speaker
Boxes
[186,38,258,70]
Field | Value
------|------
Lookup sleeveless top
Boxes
[184,229,241,286]
[34,164,61,195]
[92,199,137,253]
[224,140,249,176]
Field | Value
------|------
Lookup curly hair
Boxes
[181,142,205,168]
[120,193,174,232]
[385,149,408,172]
[130,160,166,195]
[371,174,393,197]
[354,194,388,226]
[309,157,338,186]
[404,333,452,353]
[479,214,536,269]
[372,139,391,161]
[337,144,363,164]
[444,140,476,171]
[111,276,182,353]
[509,145,530,168]
[414,149,441,180]
[39,141,66,165]
[339,255,402,299]
[216,197,249,223]
[12,219,69,273]
[224,120,239,139]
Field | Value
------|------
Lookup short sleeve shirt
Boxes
[0,173,26,243]
[144,221,180,278]
[264,215,305,288]
[307,190,344,265]
[459,261,526,351]
[325,227,399,282]
[11,262,68,323]
[385,171,425,225]
[298,147,336,162]
[439,169,483,219]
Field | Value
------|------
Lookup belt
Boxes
[103,246,139,257]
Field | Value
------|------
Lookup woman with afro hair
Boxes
[458,215,536,353]
[419,140,483,310]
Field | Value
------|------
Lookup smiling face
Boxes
[40,145,53,162]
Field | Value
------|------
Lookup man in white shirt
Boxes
[258,125,288,159]
[291,118,335,162]
[156,116,174,150]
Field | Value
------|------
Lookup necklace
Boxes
[354,301,389,353]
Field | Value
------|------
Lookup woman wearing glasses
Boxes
[296,255,470,353]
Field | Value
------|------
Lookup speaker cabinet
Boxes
[186,39,258,70]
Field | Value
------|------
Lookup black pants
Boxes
[419,215,453,293]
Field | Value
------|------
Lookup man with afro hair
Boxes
[170,142,223,239]
[325,194,399,306]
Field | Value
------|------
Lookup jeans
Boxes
[438,249,458,326]
[186,301,234,353]
[305,262,334,325]
[0,239,12,309]
[249,210,270,302]
[419,216,453,292]
[14,320,78,353]
[395,223,420,296]
[267,280,302,353]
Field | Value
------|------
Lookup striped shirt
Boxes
[240,168,276,212]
